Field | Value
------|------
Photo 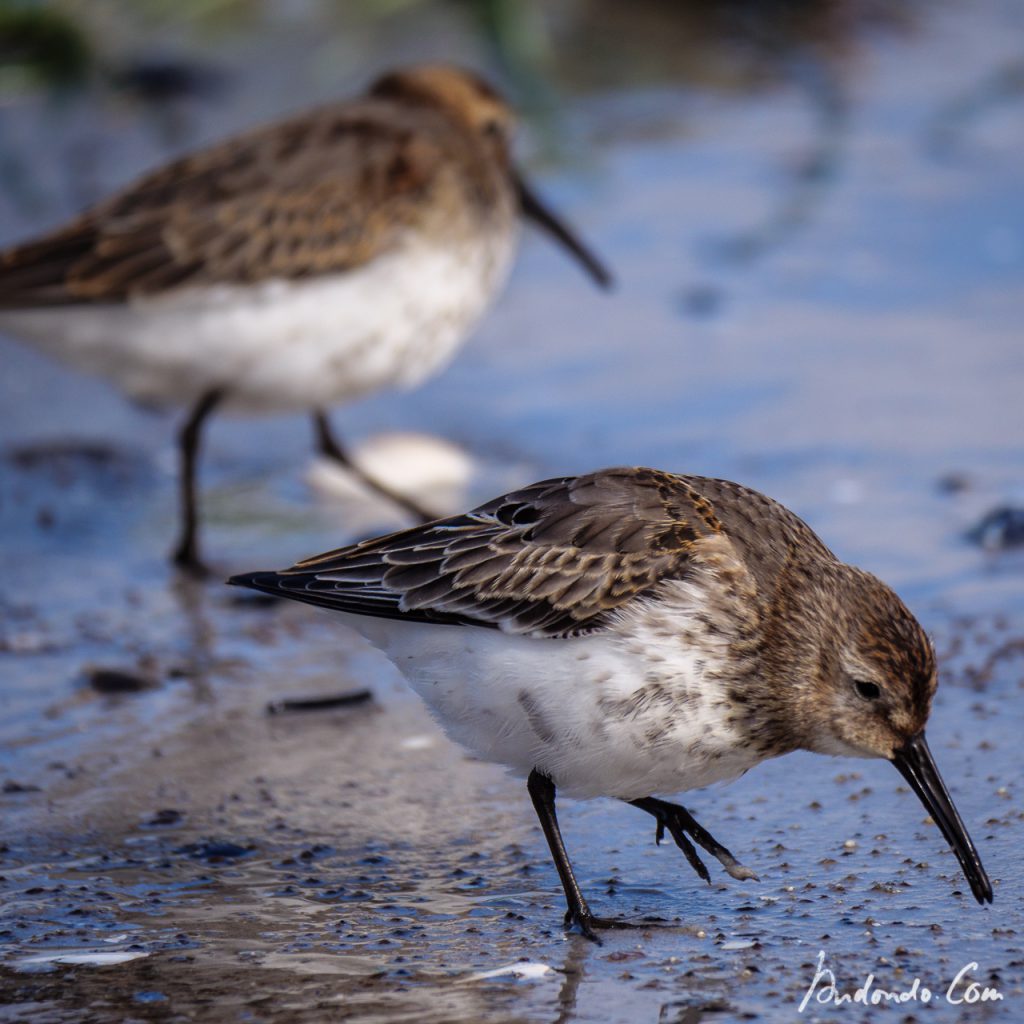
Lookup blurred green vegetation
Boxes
[0,0,924,99]
[0,4,93,94]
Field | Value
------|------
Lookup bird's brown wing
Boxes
[229,467,730,639]
[0,100,452,307]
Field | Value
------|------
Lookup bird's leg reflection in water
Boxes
[551,938,588,1024]
[548,914,737,1024]
[169,573,220,703]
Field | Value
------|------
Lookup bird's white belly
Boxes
[340,610,759,801]
[0,232,515,413]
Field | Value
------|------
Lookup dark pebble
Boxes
[967,506,1024,550]
[266,689,373,714]
[2,780,40,794]
[88,667,156,694]
[937,471,972,494]
[677,283,724,319]
[145,808,183,827]
[174,840,254,862]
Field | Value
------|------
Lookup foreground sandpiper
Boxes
[0,64,610,573]
[230,466,993,938]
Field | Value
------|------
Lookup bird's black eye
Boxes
[855,680,882,701]
[481,118,503,138]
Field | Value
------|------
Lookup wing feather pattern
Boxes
[0,100,459,308]
[229,467,728,639]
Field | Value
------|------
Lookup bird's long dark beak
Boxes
[515,174,613,290]
[891,732,993,905]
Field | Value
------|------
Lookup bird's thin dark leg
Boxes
[527,770,630,942]
[630,796,758,882]
[311,410,435,523]
[172,388,224,575]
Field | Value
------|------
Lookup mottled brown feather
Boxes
[232,467,835,638]
[0,72,512,307]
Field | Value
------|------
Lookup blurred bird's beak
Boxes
[515,174,613,290]
[891,732,993,905]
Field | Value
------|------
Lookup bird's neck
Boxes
[754,548,850,753]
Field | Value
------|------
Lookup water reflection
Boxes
[929,53,1024,156]
[169,574,219,704]
[551,936,589,1024]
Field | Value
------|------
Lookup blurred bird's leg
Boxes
[311,409,435,523]
[629,796,758,883]
[172,388,224,576]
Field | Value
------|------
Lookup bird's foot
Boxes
[633,797,758,883]
[563,907,634,944]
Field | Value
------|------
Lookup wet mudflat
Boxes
[1,2,1023,1021]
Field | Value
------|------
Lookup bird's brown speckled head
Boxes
[806,567,937,760]
[790,564,991,904]
[369,65,515,158]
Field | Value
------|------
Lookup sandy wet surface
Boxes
[1,1,1023,1021]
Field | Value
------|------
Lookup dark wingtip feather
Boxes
[226,570,287,594]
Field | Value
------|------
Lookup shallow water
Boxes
[1,2,1022,1021]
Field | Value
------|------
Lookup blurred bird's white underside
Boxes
[0,232,515,413]
[336,579,763,800]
